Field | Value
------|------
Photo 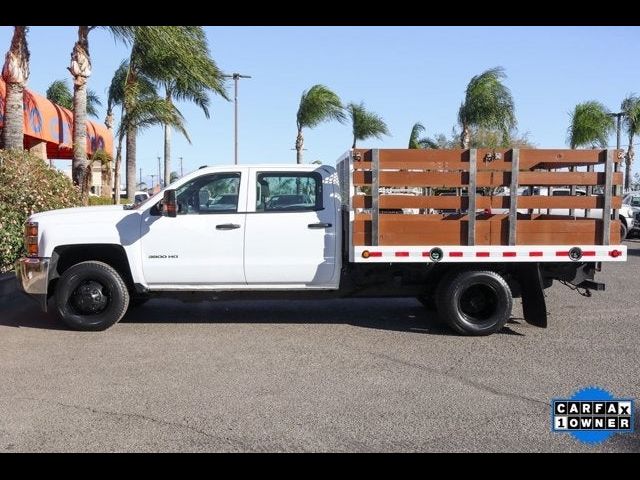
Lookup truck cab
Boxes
[140,164,341,289]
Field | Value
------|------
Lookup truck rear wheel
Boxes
[54,261,130,331]
[436,270,512,336]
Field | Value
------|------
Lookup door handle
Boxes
[216,223,241,230]
[308,222,332,229]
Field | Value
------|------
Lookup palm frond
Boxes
[297,84,345,130]
[458,66,516,135]
[117,96,190,143]
[408,122,426,149]
[86,88,102,118]
[46,79,73,109]
[621,94,640,138]
[133,26,228,102]
[567,101,614,148]
[347,102,390,147]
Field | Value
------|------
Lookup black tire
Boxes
[54,261,129,331]
[436,270,512,336]
[620,219,628,240]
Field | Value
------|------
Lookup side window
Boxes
[631,196,640,207]
[175,173,240,215]
[256,172,322,212]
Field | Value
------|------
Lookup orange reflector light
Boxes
[27,241,38,256]
[362,250,370,258]
[25,222,38,257]
[26,224,38,236]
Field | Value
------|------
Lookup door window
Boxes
[256,172,322,212]
[175,173,241,215]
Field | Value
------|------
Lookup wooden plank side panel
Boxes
[352,216,620,246]
[352,195,622,210]
[351,148,622,171]
[353,171,624,187]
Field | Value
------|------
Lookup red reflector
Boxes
[368,251,383,257]
[476,252,490,257]
[449,252,463,257]
[395,252,409,257]
[502,252,516,257]
[582,251,596,256]
[556,251,569,257]
[529,251,543,257]
[422,252,430,257]
[609,249,622,258]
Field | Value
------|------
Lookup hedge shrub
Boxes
[88,196,115,206]
[0,150,81,273]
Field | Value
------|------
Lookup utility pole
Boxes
[222,72,252,165]
[179,156,183,177]
[157,155,162,187]
[150,174,156,190]
[139,168,142,186]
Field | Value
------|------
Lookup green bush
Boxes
[0,150,81,272]
[88,196,115,206]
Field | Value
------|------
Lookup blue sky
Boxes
[1,26,639,187]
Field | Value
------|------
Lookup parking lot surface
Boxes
[1,242,639,452]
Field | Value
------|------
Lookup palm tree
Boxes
[295,85,345,164]
[142,27,227,187]
[107,60,190,204]
[1,26,29,150]
[119,27,223,198]
[46,79,102,117]
[458,66,516,149]
[567,101,614,149]
[621,94,640,191]
[408,122,438,149]
[347,102,389,149]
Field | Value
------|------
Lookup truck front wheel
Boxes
[54,261,130,331]
[436,270,512,336]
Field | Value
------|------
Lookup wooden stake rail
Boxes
[350,148,623,247]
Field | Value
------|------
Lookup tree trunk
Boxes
[163,90,172,186]
[69,26,92,204]
[352,136,357,149]
[626,132,635,192]
[295,129,303,164]
[126,124,137,201]
[460,123,470,149]
[2,82,25,151]
[1,26,29,151]
[113,137,123,205]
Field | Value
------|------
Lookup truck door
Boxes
[140,171,247,286]
[244,168,338,286]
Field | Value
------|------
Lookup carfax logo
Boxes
[552,387,634,444]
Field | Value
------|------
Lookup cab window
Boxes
[174,173,240,214]
[256,172,322,212]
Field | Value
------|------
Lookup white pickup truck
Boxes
[15,149,627,335]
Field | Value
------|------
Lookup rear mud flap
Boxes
[519,263,548,328]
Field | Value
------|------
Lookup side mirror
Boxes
[162,190,177,217]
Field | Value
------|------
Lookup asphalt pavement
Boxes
[1,242,639,452]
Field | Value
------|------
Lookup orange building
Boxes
[0,78,114,194]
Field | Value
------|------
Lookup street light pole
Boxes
[157,155,161,188]
[223,72,252,165]
[179,156,184,177]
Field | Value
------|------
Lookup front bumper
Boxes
[15,257,50,312]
